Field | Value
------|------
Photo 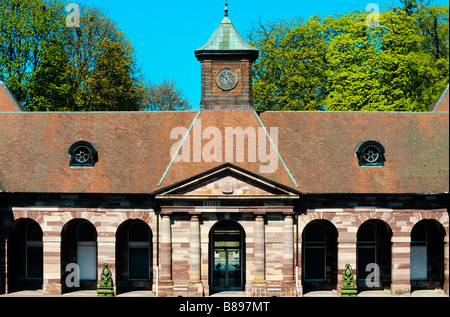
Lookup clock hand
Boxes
[223,75,229,84]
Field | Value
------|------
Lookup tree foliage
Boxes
[249,2,449,112]
[142,79,191,111]
[27,40,75,111]
[0,0,190,111]
[0,0,67,104]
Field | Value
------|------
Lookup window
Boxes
[410,222,427,281]
[303,222,327,281]
[356,141,385,166]
[26,221,43,279]
[356,220,392,289]
[68,141,98,167]
[77,221,97,281]
[128,222,151,280]
[410,219,445,287]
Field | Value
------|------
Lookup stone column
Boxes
[42,235,62,295]
[253,214,266,286]
[282,214,295,287]
[390,235,411,295]
[337,233,357,295]
[188,214,203,295]
[296,239,302,296]
[159,214,173,295]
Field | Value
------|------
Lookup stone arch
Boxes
[410,210,449,235]
[298,211,340,238]
[11,208,44,225]
[113,211,155,233]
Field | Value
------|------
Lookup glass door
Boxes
[210,221,244,292]
[212,248,242,291]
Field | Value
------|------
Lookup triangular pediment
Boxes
[154,163,299,199]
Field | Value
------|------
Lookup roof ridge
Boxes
[157,110,202,186]
[428,84,449,112]
[252,109,299,188]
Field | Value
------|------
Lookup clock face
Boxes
[216,68,238,91]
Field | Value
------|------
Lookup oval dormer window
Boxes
[69,141,98,167]
[356,141,385,167]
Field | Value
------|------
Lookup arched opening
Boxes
[7,218,43,292]
[209,220,245,294]
[61,219,97,293]
[302,220,338,293]
[356,219,392,290]
[116,220,152,294]
[410,219,445,291]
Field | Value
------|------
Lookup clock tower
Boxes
[195,3,259,110]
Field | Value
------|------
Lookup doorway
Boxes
[7,218,43,292]
[356,220,392,290]
[116,220,152,294]
[302,220,338,293]
[209,220,245,293]
[61,219,97,293]
[410,219,445,290]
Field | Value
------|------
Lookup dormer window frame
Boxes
[356,141,385,167]
[68,141,98,167]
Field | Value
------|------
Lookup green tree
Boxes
[0,0,66,106]
[250,3,449,112]
[142,79,191,111]
[249,17,328,111]
[323,11,382,111]
[65,5,145,111]
[81,38,142,111]
[27,41,75,111]
[1,1,191,112]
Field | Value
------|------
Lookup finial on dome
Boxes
[224,1,228,17]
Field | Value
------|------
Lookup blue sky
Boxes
[81,0,447,110]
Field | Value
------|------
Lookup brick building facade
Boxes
[0,9,448,297]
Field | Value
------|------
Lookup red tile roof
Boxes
[259,111,449,194]
[0,81,24,112]
[428,85,449,112]
[0,109,448,194]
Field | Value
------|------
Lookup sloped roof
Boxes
[0,79,24,112]
[0,111,197,193]
[0,109,448,195]
[260,111,449,194]
[157,109,296,190]
[428,84,449,112]
[195,16,258,52]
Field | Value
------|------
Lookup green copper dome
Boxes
[196,16,258,52]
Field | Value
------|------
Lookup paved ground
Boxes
[0,289,447,297]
